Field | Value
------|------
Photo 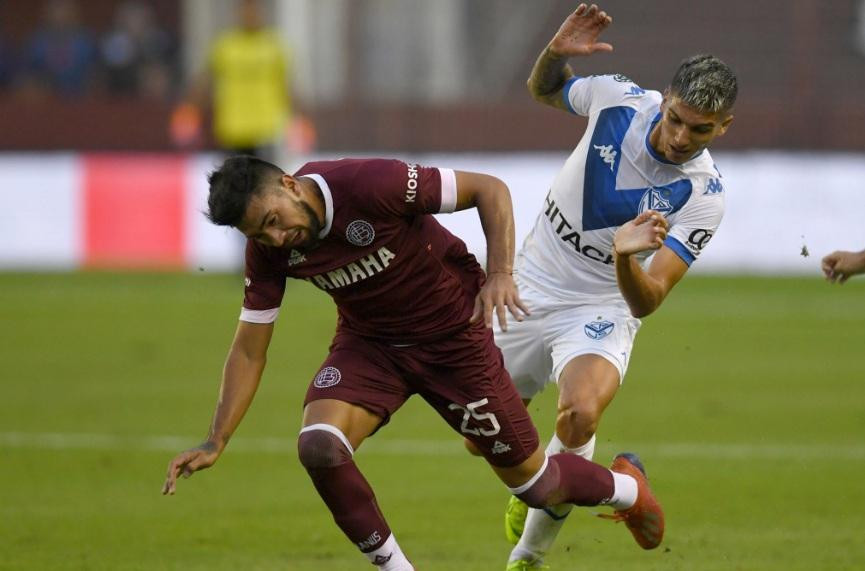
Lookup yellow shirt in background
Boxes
[210,29,290,149]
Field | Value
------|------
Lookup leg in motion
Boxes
[298,399,414,570]
[509,354,619,564]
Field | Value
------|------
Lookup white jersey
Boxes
[517,74,726,302]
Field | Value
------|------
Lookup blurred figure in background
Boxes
[99,0,176,100]
[0,34,14,90]
[174,0,292,158]
[21,0,95,97]
[821,248,865,283]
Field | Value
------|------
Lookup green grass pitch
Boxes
[1,272,863,570]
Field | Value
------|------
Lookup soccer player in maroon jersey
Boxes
[161,155,662,570]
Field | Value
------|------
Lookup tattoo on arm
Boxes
[528,47,575,98]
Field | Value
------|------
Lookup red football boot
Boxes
[598,452,665,549]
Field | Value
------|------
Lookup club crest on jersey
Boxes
[314,366,341,388]
[287,249,307,266]
[639,187,673,215]
[585,320,614,340]
[346,220,375,246]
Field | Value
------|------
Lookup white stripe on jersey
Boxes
[239,307,280,323]
[437,167,458,213]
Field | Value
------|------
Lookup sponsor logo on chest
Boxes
[306,246,396,290]
[544,192,614,265]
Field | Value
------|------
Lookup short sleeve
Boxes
[664,183,725,266]
[357,159,455,217]
[564,74,647,117]
[240,240,286,323]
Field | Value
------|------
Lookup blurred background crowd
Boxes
[1,0,864,152]
[0,0,177,101]
[1,0,864,273]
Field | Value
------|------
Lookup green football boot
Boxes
[504,495,529,545]
[505,558,550,570]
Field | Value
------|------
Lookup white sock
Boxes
[363,534,413,570]
[551,432,596,461]
[508,434,597,562]
[607,471,638,510]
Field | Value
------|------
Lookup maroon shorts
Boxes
[303,322,539,467]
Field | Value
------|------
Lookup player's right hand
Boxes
[470,272,530,332]
[162,441,221,495]
[548,4,613,58]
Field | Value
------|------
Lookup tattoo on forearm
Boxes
[529,47,573,96]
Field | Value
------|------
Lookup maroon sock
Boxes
[298,429,391,553]
[517,453,614,507]
[550,453,614,506]
[305,461,392,552]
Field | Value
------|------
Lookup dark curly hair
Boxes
[206,155,284,227]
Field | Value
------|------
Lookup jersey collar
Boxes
[304,173,333,238]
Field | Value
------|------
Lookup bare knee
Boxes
[556,400,601,448]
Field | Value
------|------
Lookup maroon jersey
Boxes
[240,158,485,343]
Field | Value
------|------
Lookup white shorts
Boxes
[493,282,641,399]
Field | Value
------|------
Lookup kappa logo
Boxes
[491,440,511,455]
[287,249,307,266]
[313,366,342,388]
[704,178,724,195]
[593,144,617,171]
[346,220,375,246]
[585,320,615,340]
[244,277,251,288]
[638,187,673,215]
[372,554,393,565]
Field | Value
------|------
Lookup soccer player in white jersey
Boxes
[477,4,738,569]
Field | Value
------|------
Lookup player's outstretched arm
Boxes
[452,171,530,331]
[162,320,274,495]
[527,3,613,110]
[821,249,865,284]
[613,211,687,318]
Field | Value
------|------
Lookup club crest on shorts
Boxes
[314,366,341,388]
[585,320,614,340]
[346,220,375,246]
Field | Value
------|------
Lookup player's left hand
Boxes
[471,272,530,331]
[613,210,669,256]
